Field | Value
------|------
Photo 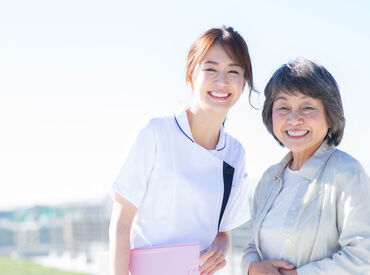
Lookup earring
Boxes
[327,128,332,139]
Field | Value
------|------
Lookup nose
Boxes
[287,110,303,125]
[215,71,228,85]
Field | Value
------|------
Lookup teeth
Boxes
[287,130,308,137]
[210,92,229,98]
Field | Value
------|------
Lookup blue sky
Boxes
[0,0,369,209]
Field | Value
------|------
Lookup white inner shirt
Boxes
[259,166,305,260]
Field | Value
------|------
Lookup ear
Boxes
[242,79,247,92]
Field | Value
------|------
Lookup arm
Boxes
[241,240,261,273]
[199,231,230,275]
[241,183,261,273]
[109,193,137,275]
[109,121,156,274]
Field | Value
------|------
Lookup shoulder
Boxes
[259,154,287,182]
[132,115,176,147]
[224,131,246,159]
[140,115,176,136]
[260,163,280,183]
[222,132,247,173]
[326,148,367,175]
[147,115,175,129]
[254,161,283,197]
[324,148,370,187]
[258,150,291,185]
[264,162,282,177]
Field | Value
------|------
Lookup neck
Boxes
[290,141,324,170]
[289,154,309,170]
[187,106,226,150]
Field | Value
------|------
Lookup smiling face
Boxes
[191,42,245,115]
[272,91,329,161]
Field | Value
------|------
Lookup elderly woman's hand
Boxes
[248,260,295,275]
[279,269,297,275]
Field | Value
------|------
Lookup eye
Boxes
[204,68,216,72]
[273,106,290,113]
[228,70,240,74]
[278,106,289,110]
[303,106,314,110]
[278,107,291,114]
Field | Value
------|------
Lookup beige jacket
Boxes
[242,142,370,275]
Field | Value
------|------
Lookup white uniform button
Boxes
[284,238,292,245]
[291,206,297,212]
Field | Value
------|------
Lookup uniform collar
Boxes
[272,141,336,181]
[174,109,226,151]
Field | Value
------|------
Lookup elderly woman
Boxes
[242,58,370,275]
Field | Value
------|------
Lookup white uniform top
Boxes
[112,109,249,250]
[259,167,307,260]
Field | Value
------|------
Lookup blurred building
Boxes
[0,194,254,275]
[0,198,112,258]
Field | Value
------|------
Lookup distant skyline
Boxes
[1,0,369,209]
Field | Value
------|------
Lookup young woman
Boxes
[109,26,254,275]
[243,58,370,275]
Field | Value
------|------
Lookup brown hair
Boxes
[186,26,254,94]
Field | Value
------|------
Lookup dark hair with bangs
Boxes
[186,26,254,97]
[262,57,345,146]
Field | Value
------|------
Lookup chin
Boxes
[204,103,230,114]
[289,143,321,156]
[284,142,309,152]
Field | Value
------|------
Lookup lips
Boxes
[286,130,309,137]
[208,90,231,99]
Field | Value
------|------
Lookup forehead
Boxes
[275,90,304,100]
[274,90,322,104]
[201,42,239,65]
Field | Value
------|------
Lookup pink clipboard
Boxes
[129,241,200,275]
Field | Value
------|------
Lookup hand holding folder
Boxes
[129,162,234,274]
[129,241,200,275]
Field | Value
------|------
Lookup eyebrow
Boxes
[275,95,288,101]
[275,94,309,101]
[204,60,242,67]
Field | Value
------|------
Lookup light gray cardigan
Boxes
[242,142,370,275]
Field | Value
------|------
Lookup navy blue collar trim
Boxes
[174,115,194,143]
[174,114,227,151]
[217,141,226,151]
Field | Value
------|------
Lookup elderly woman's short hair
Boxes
[262,57,345,146]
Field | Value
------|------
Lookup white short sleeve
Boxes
[219,152,250,232]
[111,120,157,207]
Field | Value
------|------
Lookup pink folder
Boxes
[129,241,200,275]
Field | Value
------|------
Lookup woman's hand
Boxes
[279,269,297,275]
[199,243,226,274]
[199,231,230,274]
[248,260,295,275]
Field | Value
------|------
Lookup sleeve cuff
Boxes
[219,216,250,232]
[110,185,141,208]
[241,254,261,274]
